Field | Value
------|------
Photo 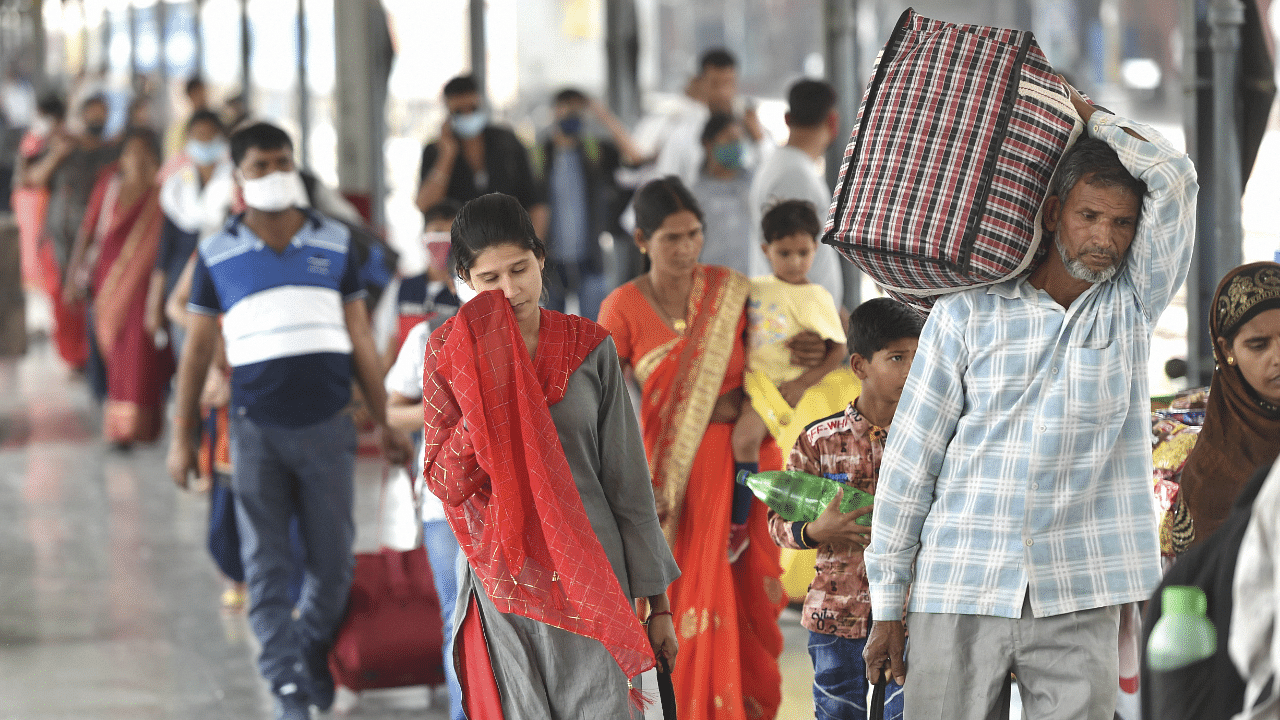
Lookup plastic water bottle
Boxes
[736,469,875,525]
[1147,585,1217,672]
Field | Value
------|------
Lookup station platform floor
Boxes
[0,337,815,719]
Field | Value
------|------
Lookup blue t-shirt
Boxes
[188,210,366,427]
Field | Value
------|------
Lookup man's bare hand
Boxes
[786,330,827,368]
[167,437,198,490]
[864,619,908,686]
[437,118,459,159]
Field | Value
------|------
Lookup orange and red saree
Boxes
[82,174,174,443]
[599,265,786,720]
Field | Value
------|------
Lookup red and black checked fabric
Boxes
[823,8,1076,311]
[420,291,656,686]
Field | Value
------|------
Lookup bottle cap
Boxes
[735,470,750,486]
[1162,585,1207,615]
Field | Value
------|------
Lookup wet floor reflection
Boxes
[0,345,449,719]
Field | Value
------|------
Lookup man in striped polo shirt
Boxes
[166,122,411,720]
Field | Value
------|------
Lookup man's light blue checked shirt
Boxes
[866,112,1198,620]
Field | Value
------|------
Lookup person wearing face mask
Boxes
[388,199,462,363]
[38,94,121,371]
[529,88,646,321]
[166,121,413,720]
[690,112,755,279]
[146,110,234,359]
[654,48,770,191]
[415,75,546,237]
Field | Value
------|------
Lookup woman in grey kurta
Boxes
[422,193,680,719]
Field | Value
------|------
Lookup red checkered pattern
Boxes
[421,291,656,684]
[823,9,1076,311]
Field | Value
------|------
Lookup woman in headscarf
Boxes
[1178,261,1280,544]
[421,193,679,719]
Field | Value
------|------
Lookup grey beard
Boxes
[1055,234,1119,284]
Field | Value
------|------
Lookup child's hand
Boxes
[805,488,873,551]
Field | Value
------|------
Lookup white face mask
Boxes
[240,170,305,212]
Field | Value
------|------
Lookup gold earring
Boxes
[640,247,648,255]
[1227,356,1235,365]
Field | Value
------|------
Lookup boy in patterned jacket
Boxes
[768,297,922,720]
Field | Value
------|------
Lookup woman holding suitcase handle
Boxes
[421,192,679,719]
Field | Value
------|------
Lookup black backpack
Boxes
[1140,462,1276,719]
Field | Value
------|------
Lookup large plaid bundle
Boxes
[823,8,1082,312]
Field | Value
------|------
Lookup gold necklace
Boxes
[648,279,688,334]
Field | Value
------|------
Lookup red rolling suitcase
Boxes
[328,545,446,691]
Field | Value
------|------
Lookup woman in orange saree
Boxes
[600,177,810,720]
[64,128,174,444]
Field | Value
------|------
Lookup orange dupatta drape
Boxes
[82,174,174,442]
[600,265,786,720]
[421,291,657,714]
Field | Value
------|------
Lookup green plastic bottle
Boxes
[1147,585,1217,672]
[736,469,875,525]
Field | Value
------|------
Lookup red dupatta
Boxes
[421,290,656,687]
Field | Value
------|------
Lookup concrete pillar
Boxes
[470,0,485,95]
[239,0,250,98]
[824,0,862,310]
[1183,0,1247,385]
[0,215,27,358]
[296,0,309,169]
[333,0,391,228]
[604,0,641,125]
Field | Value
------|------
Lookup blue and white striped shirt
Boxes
[188,210,366,427]
[866,112,1198,620]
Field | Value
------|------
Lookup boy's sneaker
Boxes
[300,640,335,712]
[274,687,312,720]
[727,523,751,563]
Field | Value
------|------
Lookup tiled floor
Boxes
[0,338,815,719]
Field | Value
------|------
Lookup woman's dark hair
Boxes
[187,109,225,135]
[451,193,546,280]
[229,122,293,166]
[700,112,737,146]
[847,297,925,359]
[761,199,821,243]
[122,126,162,165]
[633,176,704,239]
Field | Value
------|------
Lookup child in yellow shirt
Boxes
[728,199,846,561]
